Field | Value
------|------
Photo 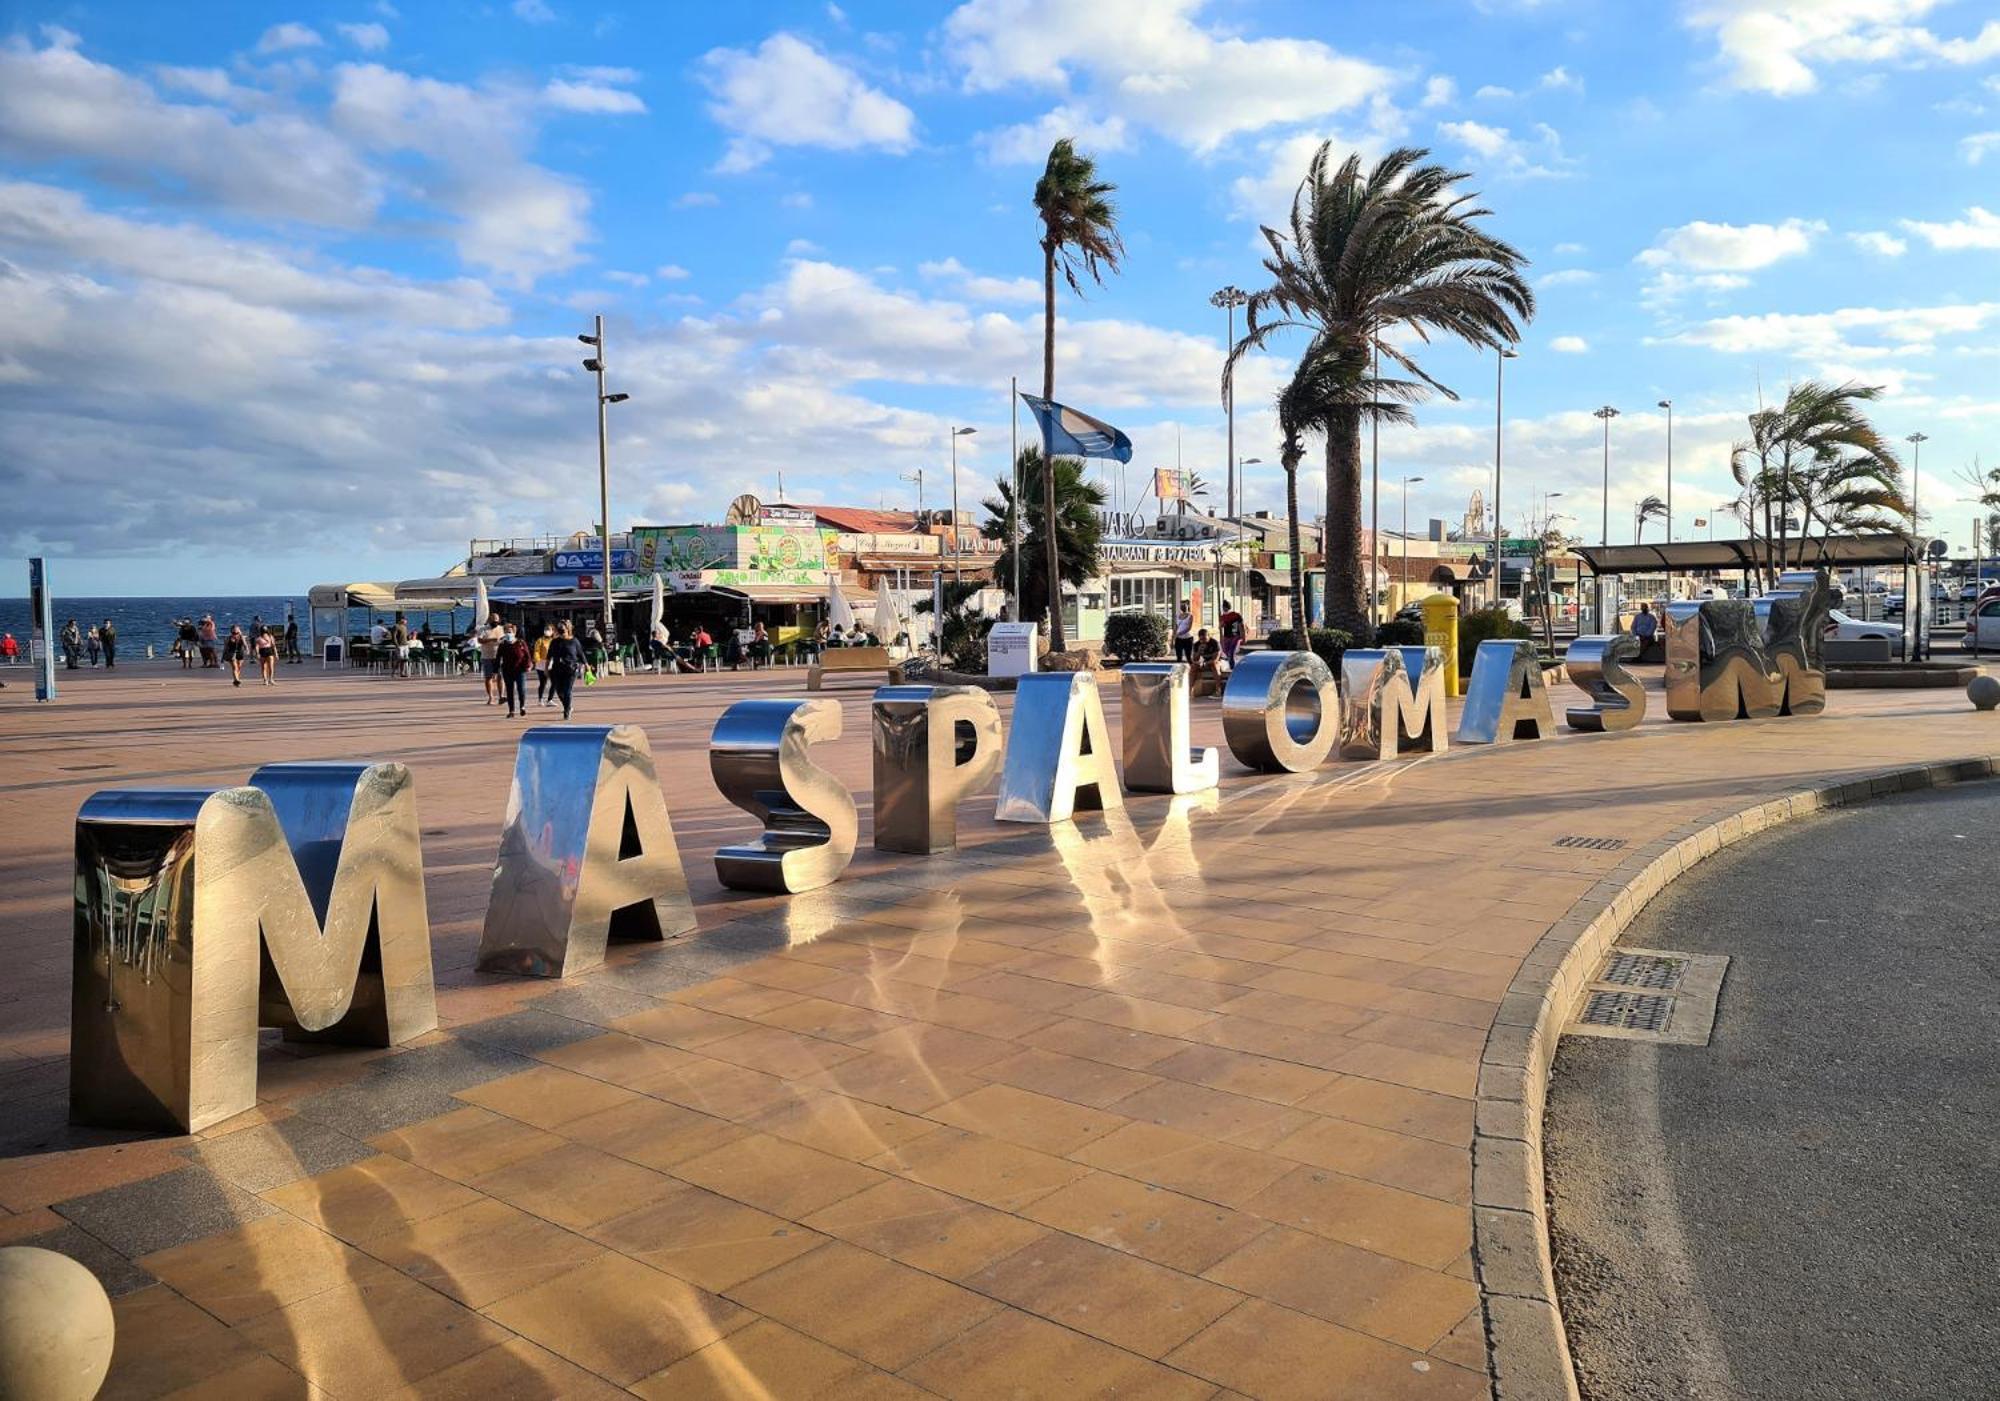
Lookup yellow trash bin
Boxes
[1420,594,1463,697]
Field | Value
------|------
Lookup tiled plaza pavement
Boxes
[1,660,1993,1399]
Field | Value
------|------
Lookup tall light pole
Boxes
[1594,404,1619,629]
[1908,430,1928,659]
[1494,347,1518,609]
[949,426,976,584]
[1400,474,1425,600]
[1370,342,1383,629]
[1009,377,1020,617]
[1212,286,1247,519]
[1657,399,1673,541]
[579,314,629,646]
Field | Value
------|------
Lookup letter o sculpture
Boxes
[1221,649,1339,772]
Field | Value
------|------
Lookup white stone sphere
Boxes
[0,1247,115,1401]
[1970,674,2000,711]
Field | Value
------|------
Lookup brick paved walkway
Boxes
[0,662,1991,1399]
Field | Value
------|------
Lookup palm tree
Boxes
[1634,494,1667,543]
[1227,144,1533,638]
[1732,380,1904,585]
[982,446,1106,630]
[1034,138,1124,651]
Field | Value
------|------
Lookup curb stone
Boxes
[1472,752,2000,1401]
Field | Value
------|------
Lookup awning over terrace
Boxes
[1570,532,1919,575]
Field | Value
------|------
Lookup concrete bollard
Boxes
[0,1247,115,1401]
[1970,675,2000,711]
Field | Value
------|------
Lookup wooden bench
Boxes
[806,646,904,691]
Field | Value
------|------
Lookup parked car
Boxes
[1885,592,1905,616]
[1968,596,2000,651]
[1823,609,1899,643]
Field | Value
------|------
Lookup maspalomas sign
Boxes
[68,580,1831,1132]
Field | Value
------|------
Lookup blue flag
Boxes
[1020,393,1134,463]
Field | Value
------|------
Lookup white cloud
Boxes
[1421,75,1456,108]
[699,33,915,172]
[785,238,823,256]
[1549,335,1590,353]
[1685,1,2000,97]
[336,22,390,51]
[330,62,591,285]
[1539,65,1583,93]
[977,104,1131,165]
[1434,119,1574,178]
[542,78,646,114]
[512,0,556,22]
[604,269,649,287]
[0,33,381,227]
[1961,131,2000,163]
[918,256,1040,303]
[656,263,691,279]
[1665,302,2000,372]
[944,0,1394,153]
[1900,205,2000,249]
[1849,230,1908,256]
[781,191,814,209]
[1538,268,1598,288]
[256,23,323,54]
[1474,84,1515,99]
[674,191,720,208]
[1229,101,1411,224]
[1554,241,1587,254]
[1636,217,1823,271]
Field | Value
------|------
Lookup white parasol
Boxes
[650,572,666,638]
[873,577,902,642]
[473,575,489,636]
[827,573,857,633]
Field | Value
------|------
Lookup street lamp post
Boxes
[1908,431,1929,660]
[1494,348,1517,610]
[578,314,630,647]
[1370,343,1383,630]
[1593,405,1619,627]
[1211,286,1247,519]
[1657,399,1673,542]
[1400,475,1425,601]
[949,426,976,584]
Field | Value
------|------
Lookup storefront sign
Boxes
[470,554,553,577]
[554,549,635,573]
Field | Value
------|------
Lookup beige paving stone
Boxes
[1166,1298,1488,1400]
[1071,1121,1294,1209]
[1295,1076,1474,1147]
[980,1047,1164,1109]
[868,1125,1089,1211]
[484,1253,749,1386]
[1266,1115,1473,1204]
[668,1130,887,1218]
[140,1213,396,1326]
[384,1337,628,1399]
[238,1271,508,1399]
[726,1240,1004,1372]
[1021,1170,1269,1274]
[1243,1165,1471,1270]
[155,1354,316,1400]
[1202,1224,1479,1351]
[899,1306,1217,1400]
[471,1140,681,1230]
[99,1284,264,1401]
[630,1318,870,1400]
[455,1064,641,1128]
[560,1094,751,1168]
[800,1177,1049,1281]
[264,1153,483,1245]
[368,1107,563,1184]
[965,1231,1242,1359]
[591,1181,825,1291]
[927,1082,1130,1156]
[358,1196,605,1307]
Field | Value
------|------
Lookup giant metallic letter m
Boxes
[70,763,438,1134]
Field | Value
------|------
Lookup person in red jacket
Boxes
[497,623,532,718]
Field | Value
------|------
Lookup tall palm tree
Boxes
[1732,380,1904,585]
[1634,494,1667,543]
[1034,138,1123,651]
[1227,144,1533,638]
[982,446,1106,629]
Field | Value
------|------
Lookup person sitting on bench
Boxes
[1190,627,1224,691]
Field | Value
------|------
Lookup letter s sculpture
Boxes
[712,698,858,893]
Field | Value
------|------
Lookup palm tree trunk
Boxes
[1040,239,1066,652]
[1323,409,1368,639]
[1285,464,1307,636]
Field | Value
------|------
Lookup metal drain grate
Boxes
[1600,951,1689,991]
[1554,835,1627,851]
[1580,990,1675,1031]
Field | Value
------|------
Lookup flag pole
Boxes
[1010,376,1020,617]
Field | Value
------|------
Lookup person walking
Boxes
[532,623,554,706]
[1219,598,1245,669]
[222,625,248,686]
[60,619,80,669]
[98,619,117,668]
[477,612,505,704]
[546,620,584,720]
[1172,600,1195,664]
[197,615,218,668]
[389,613,412,678]
[177,618,198,669]
[253,623,278,685]
[284,613,301,663]
[497,623,531,718]
[85,625,101,668]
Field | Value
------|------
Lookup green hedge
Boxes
[1457,605,1533,675]
[1104,610,1171,663]
[1265,627,1353,671]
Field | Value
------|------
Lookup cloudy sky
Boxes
[3,0,1998,594]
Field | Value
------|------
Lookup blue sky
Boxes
[3,0,1998,594]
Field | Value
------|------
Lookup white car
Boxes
[1823,609,1899,644]
[1969,595,2000,651]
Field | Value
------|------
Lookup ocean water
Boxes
[0,596,476,659]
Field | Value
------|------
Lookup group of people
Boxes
[1173,598,1248,685]
[473,614,588,719]
[57,619,118,669]
[169,612,299,677]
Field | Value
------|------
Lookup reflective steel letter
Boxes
[995,672,1125,822]
[1120,663,1219,795]
[1221,650,1338,772]
[712,698,858,892]
[1339,647,1448,760]
[71,762,438,1134]
[871,684,1003,853]
[1456,640,1555,744]
[478,725,695,978]
[1564,633,1646,732]
[1665,576,1828,723]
